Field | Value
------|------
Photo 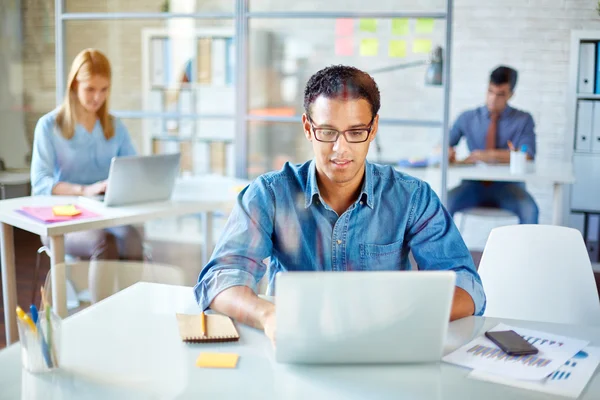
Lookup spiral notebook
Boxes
[176,313,240,343]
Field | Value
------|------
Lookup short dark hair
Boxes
[490,66,518,92]
[303,65,380,118]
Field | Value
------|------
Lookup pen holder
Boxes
[510,151,527,174]
[17,310,62,373]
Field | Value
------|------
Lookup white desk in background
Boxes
[0,282,598,399]
[396,161,575,225]
[0,175,249,345]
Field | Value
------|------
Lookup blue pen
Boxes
[30,304,39,325]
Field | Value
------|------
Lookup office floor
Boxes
[1,229,600,349]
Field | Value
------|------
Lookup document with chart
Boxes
[443,324,590,380]
[469,347,600,398]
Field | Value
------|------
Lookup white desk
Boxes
[0,282,598,399]
[396,161,575,225]
[0,175,248,345]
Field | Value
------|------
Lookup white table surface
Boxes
[396,161,575,225]
[0,174,249,345]
[0,282,598,400]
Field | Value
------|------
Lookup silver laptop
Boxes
[88,153,181,207]
[275,270,456,364]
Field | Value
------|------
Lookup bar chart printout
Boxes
[443,324,590,380]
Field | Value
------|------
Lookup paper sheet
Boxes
[335,19,354,36]
[415,18,434,34]
[360,38,378,57]
[442,323,590,380]
[391,18,409,36]
[413,39,432,54]
[388,40,407,58]
[359,19,377,33]
[470,347,600,398]
[196,353,239,369]
[335,37,354,56]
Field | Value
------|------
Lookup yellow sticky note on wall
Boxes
[360,38,379,57]
[52,205,81,217]
[359,18,377,33]
[415,18,435,34]
[196,353,239,369]
[388,40,407,58]
[413,39,432,54]
[391,18,409,36]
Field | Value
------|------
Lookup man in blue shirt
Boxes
[447,66,539,224]
[194,66,486,345]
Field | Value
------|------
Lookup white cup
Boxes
[510,151,527,174]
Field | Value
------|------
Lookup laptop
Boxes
[275,270,456,364]
[84,153,181,207]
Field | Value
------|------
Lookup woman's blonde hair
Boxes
[56,48,113,140]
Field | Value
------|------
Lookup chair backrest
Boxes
[478,225,600,326]
[48,261,186,305]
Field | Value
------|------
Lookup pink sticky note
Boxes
[335,37,354,56]
[335,19,354,36]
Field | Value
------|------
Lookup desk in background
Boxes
[0,171,30,200]
[396,161,575,225]
[0,175,249,345]
[0,282,597,399]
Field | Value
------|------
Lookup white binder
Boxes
[576,100,593,152]
[578,43,596,93]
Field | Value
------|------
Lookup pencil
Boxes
[201,312,207,337]
[507,140,515,152]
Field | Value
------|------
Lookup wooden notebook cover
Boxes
[176,313,240,343]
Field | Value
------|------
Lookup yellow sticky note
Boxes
[413,39,432,54]
[415,18,434,34]
[391,18,409,36]
[52,205,81,217]
[196,353,239,369]
[388,40,407,58]
[360,38,378,57]
[359,18,377,33]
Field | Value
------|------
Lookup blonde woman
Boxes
[31,48,143,261]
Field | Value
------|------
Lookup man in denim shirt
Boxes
[195,66,486,346]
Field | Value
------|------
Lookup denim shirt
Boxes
[194,160,486,315]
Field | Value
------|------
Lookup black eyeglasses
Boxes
[308,116,375,143]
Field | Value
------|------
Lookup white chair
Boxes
[478,225,600,326]
[43,260,185,306]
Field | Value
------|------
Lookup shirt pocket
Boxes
[359,239,403,271]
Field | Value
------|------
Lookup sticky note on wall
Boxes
[359,19,377,33]
[360,38,379,56]
[335,37,354,56]
[415,18,435,34]
[413,39,432,54]
[335,18,354,36]
[388,40,407,58]
[391,18,409,36]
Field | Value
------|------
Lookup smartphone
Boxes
[485,330,539,356]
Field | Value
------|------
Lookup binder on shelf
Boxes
[578,43,596,94]
[593,102,600,153]
[197,38,212,84]
[151,38,166,87]
[149,90,163,137]
[179,89,194,137]
[225,37,235,86]
[576,100,593,152]
[211,38,227,86]
[596,42,600,94]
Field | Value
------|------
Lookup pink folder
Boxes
[19,205,100,224]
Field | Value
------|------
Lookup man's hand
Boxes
[83,180,107,196]
[450,287,476,321]
[261,309,276,348]
[448,147,456,163]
